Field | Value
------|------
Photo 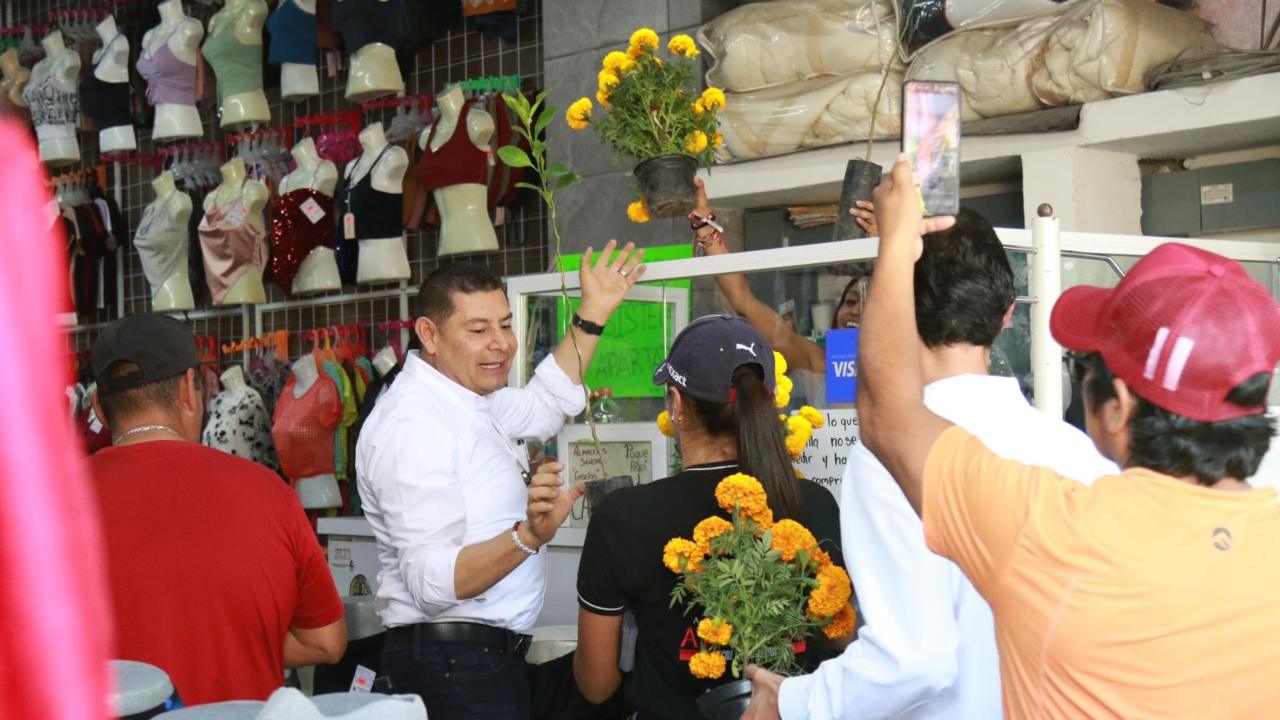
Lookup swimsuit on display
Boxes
[269,166,335,297]
[80,35,132,131]
[415,102,490,192]
[23,53,79,138]
[271,370,342,482]
[134,193,189,290]
[333,144,402,282]
[202,6,264,104]
[266,0,317,66]
[198,189,268,304]
[330,0,408,52]
[136,22,198,106]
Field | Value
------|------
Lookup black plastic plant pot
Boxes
[585,475,634,510]
[831,159,883,241]
[634,154,699,218]
[696,678,752,720]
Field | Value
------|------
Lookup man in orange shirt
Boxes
[853,157,1280,718]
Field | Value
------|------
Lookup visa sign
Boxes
[825,328,859,404]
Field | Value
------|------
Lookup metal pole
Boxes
[1031,203,1063,418]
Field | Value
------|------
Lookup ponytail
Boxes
[687,364,804,520]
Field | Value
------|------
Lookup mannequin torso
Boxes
[221,365,247,394]
[0,49,31,108]
[91,17,137,153]
[137,171,195,311]
[25,32,80,165]
[421,85,498,256]
[140,0,203,140]
[347,122,409,283]
[203,159,269,304]
[280,137,340,295]
[206,0,270,127]
[289,353,341,508]
[274,0,319,100]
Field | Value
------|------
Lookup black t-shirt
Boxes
[577,462,844,720]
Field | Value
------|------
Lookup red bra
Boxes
[269,168,336,297]
[414,100,490,192]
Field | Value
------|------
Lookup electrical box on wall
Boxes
[1142,159,1280,236]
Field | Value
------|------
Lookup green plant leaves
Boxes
[497,145,533,169]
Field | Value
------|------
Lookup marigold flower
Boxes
[656,410,674,437]
[693,516,733,554]
[822,603,856,640]
[629,28,659,54]
[598,69,620,92]
[812,547,833,568]
[602,50,628,72]
[697,617,733,645]
[617,57,638,74]
[808,564,853,618]
[595,89,612,107]
[785,428,811,460]
[774,351,788,375]
[714,473,769,519]
[565,97,593,130]
[700,87,727,112]
[692,99,706,116]
[688,650,726,679]
[712,131,724,148]
[770,518,818,562]
[794,467,806,480]
[668,34,700,58]
[662,537,703,574]
[627,200,651,224]
[685,130,709,154]
[798,406,825,428]
[775,374,794,409]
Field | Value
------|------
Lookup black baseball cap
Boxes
[91,314,199,396]
[653,314,776,402]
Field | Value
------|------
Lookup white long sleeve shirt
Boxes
[780,375,1117,719]
[354,351,585,633]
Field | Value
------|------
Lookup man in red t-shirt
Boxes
[88,314,347,705]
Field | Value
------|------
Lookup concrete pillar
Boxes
[1021,147,1143,234]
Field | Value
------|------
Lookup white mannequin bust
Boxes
[209,0,270,127]
[0,48,31,108]
[93,16,137,153]
[220,364,247,393]
[29,31,80,165]
[280,0,319,101]
[420,84,499,256]
[143,0,203,140]
[205,158,269,305]
[143,171,195,312]
[280,137,341,295]
[348,122,410,283]
[345,43,404,102]
[290,353,342,509]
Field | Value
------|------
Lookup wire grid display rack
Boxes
[23,0,550,364]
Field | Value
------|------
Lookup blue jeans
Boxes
[382,631,530,720]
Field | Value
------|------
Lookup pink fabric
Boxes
[0,121,113,717]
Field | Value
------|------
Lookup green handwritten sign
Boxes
[556,245,692,398]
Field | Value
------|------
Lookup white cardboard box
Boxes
[317,517,381,599]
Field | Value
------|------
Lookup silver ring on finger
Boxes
[619,269,629,278]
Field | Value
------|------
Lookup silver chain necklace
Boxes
[113,424,182,446]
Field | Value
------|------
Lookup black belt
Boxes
[388,621,533,658]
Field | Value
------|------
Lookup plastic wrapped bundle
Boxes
[1030,0,1216,105]
[715,70,903,162]
[698,0,897,92]
[906,16,1056,120]
[897,0,1076,58]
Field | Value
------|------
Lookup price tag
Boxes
[343,212,357,240]
[486,148,495,167]
[226,205,249,226]
[300,197,326,224]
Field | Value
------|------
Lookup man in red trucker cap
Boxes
[848,157,1280,719]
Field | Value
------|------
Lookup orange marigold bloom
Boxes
[693,516,733,554]
[662,537,703,574]
[770,518,818,562]
[807,564,853,618]
[822,603,856,640]
[714,473,771,526]
[688,650,726,679]
[697,618,733,646]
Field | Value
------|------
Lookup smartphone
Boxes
[901,80,961,216]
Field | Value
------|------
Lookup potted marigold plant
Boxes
[664,472,855,719]
[565,27,726,221]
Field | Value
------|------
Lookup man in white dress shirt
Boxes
[744,209,1116,719]
[356,242,645,720]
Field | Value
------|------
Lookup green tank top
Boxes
[202,6,263,103]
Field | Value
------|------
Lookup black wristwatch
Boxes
[572,313,606,336]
